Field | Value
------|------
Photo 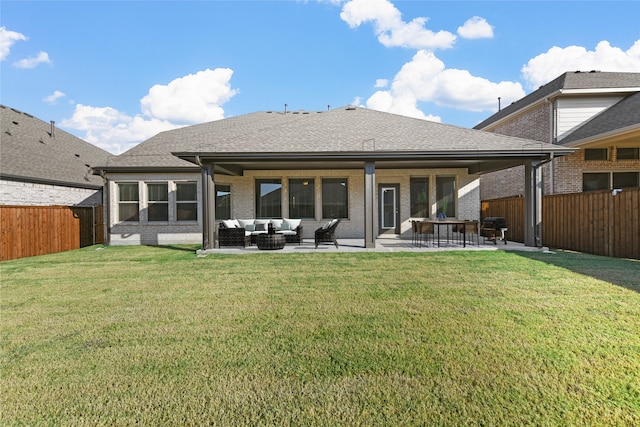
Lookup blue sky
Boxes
[2,0,639,154]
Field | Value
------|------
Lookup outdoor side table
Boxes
[256,233,286,250]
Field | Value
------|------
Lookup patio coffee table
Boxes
[255,233,286,250]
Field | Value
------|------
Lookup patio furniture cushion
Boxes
[222,219,240,228]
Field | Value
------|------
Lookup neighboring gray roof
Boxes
[474,71,640,130]
[1,105,110,189]
[560,92,640,145]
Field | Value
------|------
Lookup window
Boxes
[584,148,608,161]
[613,172,639,189]
[617,147,639,160]
[289,178,315,219]
[410,177,429,217]
[583,173,609,191]
[436,176,456,218]
[255,179,282,218]
[322,178,348,219]
[147,183,168,222]
[177,182,198,221]
[118,183,139,222]
[215,184,231,220]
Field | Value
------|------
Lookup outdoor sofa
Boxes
[218,218,303,247]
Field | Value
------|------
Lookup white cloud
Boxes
[374,78,388,88]
[340,0,456,50]
[140,68,238,124]
[60,68,239,154]
[43,90,66,104]
[60,104,179,154]
[0,26,27,60]
[13,51,51,69]
[522,40,640,89]
[457,16,493,39]
[365,50,525,119]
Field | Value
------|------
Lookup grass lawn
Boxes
[2,246,639,425]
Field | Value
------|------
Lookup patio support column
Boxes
[524,160,543,247]
[364,162,376,248]
[201,162,217,250]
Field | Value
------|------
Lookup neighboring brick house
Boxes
[0,105,110,206]
[475,71,640,200]
[94,106,573,249]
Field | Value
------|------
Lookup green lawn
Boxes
[2,246,639,426]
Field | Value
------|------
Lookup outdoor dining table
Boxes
[424,219,467,248]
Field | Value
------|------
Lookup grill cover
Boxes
[482,217,507,229]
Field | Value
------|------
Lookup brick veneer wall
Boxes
[0,179,102,206]
[107,168,481,245]
[480,103,551,200]
[480,101,640,198]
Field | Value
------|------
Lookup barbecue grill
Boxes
[481,217,508,245]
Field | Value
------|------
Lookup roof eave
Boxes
[92,165,200,175]
[561,123,640,148]
[0,174,104,190]
[173,148,576,164]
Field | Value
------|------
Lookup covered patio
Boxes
[173,107,574,251]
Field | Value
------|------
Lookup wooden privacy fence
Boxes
[0,205,104,261]
[482,188,640,260]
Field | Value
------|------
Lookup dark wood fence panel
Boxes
[483,188,639,259]
[481,196,525,243]
[0,205,103,261]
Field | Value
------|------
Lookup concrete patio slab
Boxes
[198,236,549,255]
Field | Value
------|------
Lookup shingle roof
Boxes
[474,71,640,130]
[560,92,640,145]
[101,110,305,170]
[98,106,572,173]
[1,105,110,188]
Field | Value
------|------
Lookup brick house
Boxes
[94,106,574,249]
[475,71,640,200]
[0,105,110,206]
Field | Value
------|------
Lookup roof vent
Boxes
[346,105,356,110]
[50,120,55,138]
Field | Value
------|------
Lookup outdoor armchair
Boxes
[314,219,341,248]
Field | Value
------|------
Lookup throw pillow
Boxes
[245,224,256,232]
[238,219,254,228]
[280,221,291,231]
[256,223,267,232]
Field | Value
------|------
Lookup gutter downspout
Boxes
[533,156,555,248]
[548,97,556,195]
[99,170,110,246]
